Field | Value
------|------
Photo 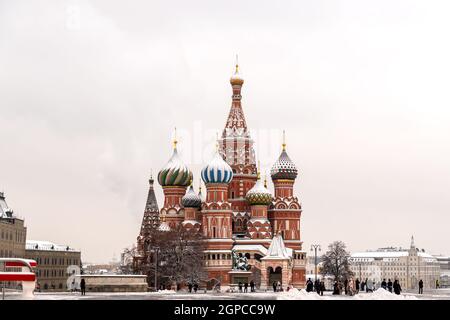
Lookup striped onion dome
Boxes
[201,150,233,184]
[182,185,202,208]
[246,177,273,206]
[270,149,298,181]
[158,147,193,187]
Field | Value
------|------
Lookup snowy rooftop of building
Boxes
[0,192,14,218]
[26,240,80,252]
[262,234,292,260]
[233,244,268,255]
[351,251,436,260]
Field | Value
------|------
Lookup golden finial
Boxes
[235,54,239,74]
[282,130,286,151]
[198,178,202,193]
[173,127,178,149]
[264,173,268,188]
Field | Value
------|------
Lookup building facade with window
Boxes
[25,240,81,291]
[435,255,450,288]
[349,237,441,290]
[0,192,27,258]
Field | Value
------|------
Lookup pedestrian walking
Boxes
[393,280,402,295]
[387,279,393,293]
[355,278,360,294]
[244,282,248,293]
[194,283,198,293]
[250,280,255,292]
[238,282,243,293]
[332,281,339,295]
[273,281,277,292]
[418,279,424,294]
[347,278,355,296]
[344,278,348,295]
[306,278,313,292]
[319,280,325,296]
[381,279,387,290]
[80,278,86,296]
[277,281,282,292]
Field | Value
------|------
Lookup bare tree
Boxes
[320,241,353,281]
[138,225,207,290]
[156,225,207,289]
[120,244,139,274]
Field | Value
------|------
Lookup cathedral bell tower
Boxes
[219,59,257,215]
[269,132,302,247]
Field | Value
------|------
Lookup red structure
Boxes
[138,61,306,290]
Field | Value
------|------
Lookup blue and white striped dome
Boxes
[201,150,234,184]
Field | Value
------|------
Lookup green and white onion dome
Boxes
[270,149,298,181]
[158,147,193,187]
[246,177,273,206]
[182,185,202,208]
[201,150,233,184]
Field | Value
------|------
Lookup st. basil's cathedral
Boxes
[136,62,307,290]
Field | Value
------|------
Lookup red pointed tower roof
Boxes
[220,57,256,174]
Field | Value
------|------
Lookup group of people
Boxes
[331,278,358,296]
[305,278,326,296]
[377,278,402,295]
[187,282,199,293]
[325,277,404,296]
[238,280,256,293]
[272,281,284,292]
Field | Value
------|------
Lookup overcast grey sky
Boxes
[1,0,449,263]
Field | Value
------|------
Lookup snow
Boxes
[232,244,268,255]
[262,234,292,260]
[157,289,177,294]
[5,289,449,300]
[354,289,418,300]
[352,251,437,260]
[26,240,79,252]
[278,288,321,300]
[278,288,418,300]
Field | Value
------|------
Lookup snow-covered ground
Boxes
[4,288,450,300]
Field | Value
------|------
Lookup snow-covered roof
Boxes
[262,234,292,260]
[0,192,14,219]
[233,244,268,255]
[248,218,270,224]
[351,251,437,260]
[181,220,200,225]
[157,221,171,232]
[26,240,80,252]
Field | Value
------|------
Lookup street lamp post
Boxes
[154,246,160,292]
[310,244,321,283]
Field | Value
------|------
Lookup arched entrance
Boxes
[268,266,282,289]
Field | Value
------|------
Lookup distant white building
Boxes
[434,255,450,288]
[349,237,440,290]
